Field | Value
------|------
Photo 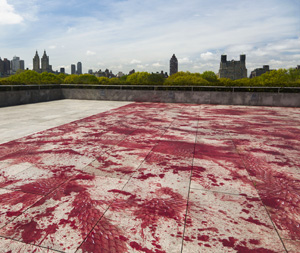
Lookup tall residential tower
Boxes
[170,54,178,76]
[77,62,82,75]
[41,50,50,72]
[33,51,40,72]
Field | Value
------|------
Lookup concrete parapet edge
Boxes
[0,89,63,107]
[61,88,300,107]
[0,86,300,107]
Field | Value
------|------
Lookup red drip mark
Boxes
[249,239,260,245]
[63,183,86,195]
[130,241,166,253]
[6,211,23,217]
[96,156,121,168]
[198,227,219,233]
[114,168,135,175]
[119,235,129,242]
[207,174,217,183]
[137,173,157,180]
[107,126,133,135]
[184,236,193,242]
[73,174,95,180]
[241,217,272,228]
[108,189,133,196]
[208,109,247,116]
[197,235,209,242]
[167,165,192,174]
[221,237,238,247]
[159,174,165,178]
[234,245,276,253]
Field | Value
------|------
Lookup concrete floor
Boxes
[0,100,299,252]
[0,100,133,144]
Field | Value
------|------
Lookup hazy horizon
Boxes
[1,0,299,74]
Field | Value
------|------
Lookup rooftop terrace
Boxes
[0,100,299,252]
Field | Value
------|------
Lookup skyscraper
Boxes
[0,58,4,76]
[41,50,50,72]
[0,58,12,76]
[33,51,40,72]
[19,60,25,71]
[11,56,25,73]
[77,62,82,75]
[71,64,76,75]
[3,58,10,75]
[11,56,20,73]
[170,54,178,76]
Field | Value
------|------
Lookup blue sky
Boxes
[1,0,299,74]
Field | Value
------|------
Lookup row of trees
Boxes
[0,69,299,87]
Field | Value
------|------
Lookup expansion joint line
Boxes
[180,105,202,253]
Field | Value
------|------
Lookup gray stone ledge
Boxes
[1,85,300,107]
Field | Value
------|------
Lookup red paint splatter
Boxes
[234,245,277,253]
[240,154,300,240]
[221,237,238,247]
[249,239,260,245]
[197,235,210,242]
[137,173,157,180]
[108,189,133,196]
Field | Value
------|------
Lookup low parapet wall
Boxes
[0,85,300,107]
[61,88,300,107]
[0,85,63,107]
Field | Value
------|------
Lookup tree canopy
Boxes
[1,68,299,87]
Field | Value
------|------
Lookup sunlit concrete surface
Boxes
[0,101,299,252]
[0,100,133,144]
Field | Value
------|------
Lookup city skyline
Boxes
[1,0,299,74]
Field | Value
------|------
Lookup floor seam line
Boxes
[180,105,202,253]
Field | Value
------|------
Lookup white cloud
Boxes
[86,50,96,56]
[49,45,56,49]
[130,59,142,64]
[200,52,215,61]
[152,62,163,67]
[178,57,191,64]
[0,0,23,25]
